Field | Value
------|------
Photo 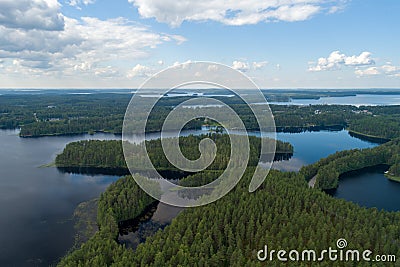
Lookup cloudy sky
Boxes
[0,0,399,88]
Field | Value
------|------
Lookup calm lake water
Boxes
[331,165,400,212]
[0,128,396,266]
[269,94,400,106]
[0,130,121,266]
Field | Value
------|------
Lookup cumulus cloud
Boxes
[308,51,375,71]
[95,66,120,78]
[68,0,96,9]
[344,52,375,66]
[128,0,347,27]
[207,64,219,72]
[126,64,152,78]
[252,61,268,70]
[232,61,249,72]
[0,0,64,31]
[355,67,379,77]
[355,64,400,77]
[172,60,193,69]
[0,9,185,79]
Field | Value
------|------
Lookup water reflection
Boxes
[118,202,183,250]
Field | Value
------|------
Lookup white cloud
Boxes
[355,67,380,77]
[129,0,347,27]
[126,64,152,78]
[207,64,219,72]
[95,66,120,78]
[68,0,96,9]
[381,64,400,75]
[232,61,249,72]
[172,60,193,69]
[0,0,64,31]
[344,52,375,66]
[355,64,400,77]
[157,60,164,65]
[0,11,185,79]
[308,51,375,71]
[252,61,268,70]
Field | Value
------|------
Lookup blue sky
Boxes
[0,0,399,88]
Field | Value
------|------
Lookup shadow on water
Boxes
[57,167,193,180]
[118,202,183,250]
[348,131,390,144]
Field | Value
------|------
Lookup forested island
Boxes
[1,92,400,140]
[55,134,294,174]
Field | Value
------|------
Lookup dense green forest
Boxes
[300,138,400,189]
[57,133,400,266]
[55,134,294,173]
[2,92,400,139]
[44,91,400,266]
[347,116,400,140]
[58,170,400,266]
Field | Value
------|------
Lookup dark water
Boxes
[0,130,121,266]
[0,128,395,266]
[331,165,400,212]
[118,202,183,249]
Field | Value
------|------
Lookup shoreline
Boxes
[385,173,400,183]
[347,129,390,143]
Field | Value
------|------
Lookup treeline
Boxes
[97,175,159,238]
[55,134,294,173]
[271,105,355,130]
[20,116,124,137]
[348,115,400,140]
[56,140,126,169]
[58,170,400,266]
[5,93,400,138]
[300,139,400,189]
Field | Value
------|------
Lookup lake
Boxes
[331,165,400,212]
[0,130,121,266]
[269,94,400,106]
[0,128,395,266]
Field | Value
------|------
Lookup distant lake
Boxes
[0,128,395,266]
[270,94,400,106]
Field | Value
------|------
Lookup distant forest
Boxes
[1,93,400,139]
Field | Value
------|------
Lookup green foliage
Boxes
[4,93,400,139]
[59,170,400,266]
[55,134,294,172]
[97,175,159,231]
[348,115,400,140]
[301,139,400,189]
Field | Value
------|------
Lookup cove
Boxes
[329,165,400,212]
